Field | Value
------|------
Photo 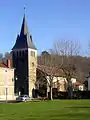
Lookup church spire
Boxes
[20,6,28,36]
[12,14,37,50]
[20,14,29,36]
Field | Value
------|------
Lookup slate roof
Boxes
[12,15,36,50]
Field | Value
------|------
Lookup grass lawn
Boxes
[0,100,90,120]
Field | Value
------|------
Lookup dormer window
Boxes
[30,35,32,42]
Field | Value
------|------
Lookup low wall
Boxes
[0,95,18,101]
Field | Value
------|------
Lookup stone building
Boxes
[12,15,37,97]
[0,60,14,100]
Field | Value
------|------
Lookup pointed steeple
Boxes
[12,14,37,50]
[20,14,29,36]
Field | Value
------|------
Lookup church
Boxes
[0,14,37,100]
[0,14,83,100]
[12,14,37,97]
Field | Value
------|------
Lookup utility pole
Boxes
[5,88,8,103]
[5,70,8,103]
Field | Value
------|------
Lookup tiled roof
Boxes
[72,81,83,86]
[0,62,8,68]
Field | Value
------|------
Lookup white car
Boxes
[16,95,32,102]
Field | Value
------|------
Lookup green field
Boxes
[0,100,90,120]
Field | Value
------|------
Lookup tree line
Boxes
[37,40,90,99]
[1,40,90,99]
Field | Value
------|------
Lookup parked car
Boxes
[16,95,32,102]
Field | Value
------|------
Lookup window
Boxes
[30,35,32,42]
[12,78,14,82]
[31,51,35,57]
[19,51,21,56]
[32,62,34,67]
[25,50,28,56]
[13,52,15,57]
[17,51,18,57]
[22,51,24,56]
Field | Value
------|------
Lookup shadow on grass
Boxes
[66,106,90,109]
[0,100,42,104]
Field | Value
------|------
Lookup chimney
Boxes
[7,59,11,68]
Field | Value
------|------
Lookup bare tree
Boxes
[0,53,3,60]
[37,52,61,100]
[50,40,81,99]
[37,40,81,99]
[4,52,11,59]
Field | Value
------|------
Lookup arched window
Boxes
[13,52,15,57]
[17,51,18,57]
[25,50,28,56]
[22,51,24,56]
[19,51,21,57]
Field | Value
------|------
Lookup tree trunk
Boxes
[47,83,49,98]
[46,87,48,98]
[68,86,73,99]
[47,91,48,98]
[50,86,53,100]
[68,80,73,99]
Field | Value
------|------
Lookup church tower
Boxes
[12,15,37,97]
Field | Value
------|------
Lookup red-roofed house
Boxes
[0,60,14,100]
[72,81,84,91]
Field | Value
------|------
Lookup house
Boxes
[37,64,82,93]
[72,81,84,91]
[86,72,90,91]
[0,60,14,100]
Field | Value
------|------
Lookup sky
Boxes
[0,0,90,56]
